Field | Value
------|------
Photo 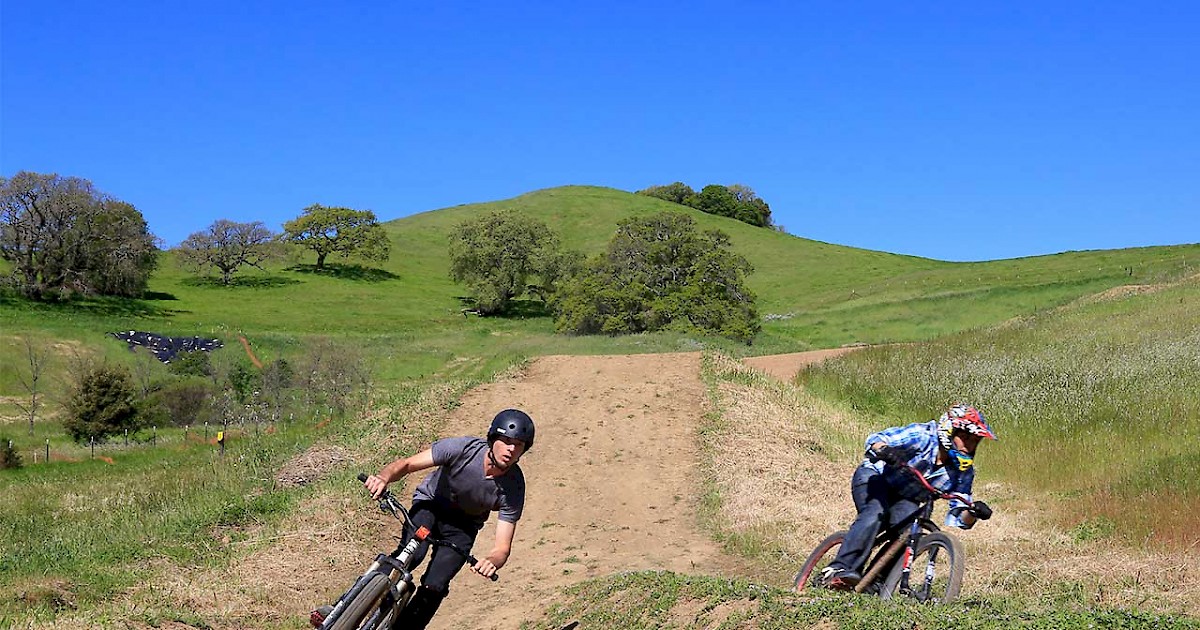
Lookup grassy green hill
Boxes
[2,185,1199,626]
[4,185,1198,379]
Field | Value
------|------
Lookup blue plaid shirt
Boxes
[861,420,977,529]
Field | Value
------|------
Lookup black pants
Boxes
[392,501,481,629]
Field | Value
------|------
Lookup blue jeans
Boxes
[830,465,920,574]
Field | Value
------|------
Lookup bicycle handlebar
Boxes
[356,473,499,582]
[866,453,976,507]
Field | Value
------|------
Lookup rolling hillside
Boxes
[3,185,1200,628]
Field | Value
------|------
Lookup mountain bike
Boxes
[312,474,498,630]
[792,460,980,603]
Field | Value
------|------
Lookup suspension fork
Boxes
[896,501,936,595]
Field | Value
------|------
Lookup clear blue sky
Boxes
[2,2,1197,261]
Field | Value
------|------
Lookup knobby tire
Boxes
[328,573,392,630]
[793,530,847,591]
[880,531,965,603]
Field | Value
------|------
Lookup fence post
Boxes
[185,425,190,441]
[153,426,157,447]
[90,436,95,459]
[45,439,49,463]
[205,422,209,442]
[124,428,129,447]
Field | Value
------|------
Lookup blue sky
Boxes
[2,2,1197,261]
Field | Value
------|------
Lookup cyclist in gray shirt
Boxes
[361,409,534,629]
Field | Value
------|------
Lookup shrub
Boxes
[228,362,261,404]
[140,378,217,427]
[297,338,371,416]
[0,437,22,470]
[168,350,214,378]
[553,212,760,343]
[63,364,142,442]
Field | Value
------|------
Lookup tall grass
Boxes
[801,280,1200,545]
[0,422,312,621]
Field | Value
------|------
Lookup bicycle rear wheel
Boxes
[793,530,847,591]
[880,532,965,603]
[327,573,393,630]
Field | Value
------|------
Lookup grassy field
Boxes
[800,277,1200,546]
[526,571,1200,630]
[2,185,1199,625]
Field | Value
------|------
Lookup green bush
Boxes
[139,378,217,427]
[553,212,760,343]
[0,437,22,470]
[228,361,261,404]
[63,364,142,443]
[167,350,213,378]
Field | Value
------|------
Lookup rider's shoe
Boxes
[309,605,334,627]
[819,566,861,591]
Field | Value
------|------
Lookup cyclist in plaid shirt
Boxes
[821,404,998,590]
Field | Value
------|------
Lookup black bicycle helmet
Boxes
[487,408,535,451]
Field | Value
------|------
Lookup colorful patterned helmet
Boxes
[937,403,997,452]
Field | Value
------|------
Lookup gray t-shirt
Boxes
[412,436,526,525]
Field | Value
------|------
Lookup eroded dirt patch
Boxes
[275,445,352,488]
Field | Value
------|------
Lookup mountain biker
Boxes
[312,408,534,629]
[820,403,996,590]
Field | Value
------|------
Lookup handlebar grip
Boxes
[466,555,500,581]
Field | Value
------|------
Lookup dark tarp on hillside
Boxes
[109,331,223,363]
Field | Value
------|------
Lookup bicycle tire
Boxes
[880,531,965,603]
[328,573,393,630]
[793,530,847,591]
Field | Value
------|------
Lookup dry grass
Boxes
[703,351,1200,616]
[23,379,464,629]
[703,353,861,563]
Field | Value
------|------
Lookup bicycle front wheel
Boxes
[793,530,847,592]
[327,573,393,630]
[880,532,965,603]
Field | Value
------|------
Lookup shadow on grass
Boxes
[181,275,301,289]
[142,291,178,301]
[0,292,180,318]
[454,297,552,319]
[285,263,399,282]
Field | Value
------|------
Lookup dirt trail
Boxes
[423,353,740,630]
[740,347,865,382]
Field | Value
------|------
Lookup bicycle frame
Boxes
[318,475,497,629]
[880,464,973,598]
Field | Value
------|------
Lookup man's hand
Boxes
[970,500,993,520]
[363,474,390,500]
[472,558,499,579]
[873,445,914,468]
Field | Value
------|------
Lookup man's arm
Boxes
[364,448,436,498]
[471,519,516,579]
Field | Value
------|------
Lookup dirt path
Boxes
[741,347,865,382]
[422,353,740,630]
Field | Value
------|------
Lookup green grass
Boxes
[800,278,1200,545]
[524,571,1199,629]
[6,186,1200,391]
[0,421,312,622]
[4,184,1200,624]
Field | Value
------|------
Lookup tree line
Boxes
[449,210,761,343]
[2,170,763,344]
[0,172,392,295]
[636,182,774,229]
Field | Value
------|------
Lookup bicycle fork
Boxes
[321,534,426,628]
[896,503,937,600]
